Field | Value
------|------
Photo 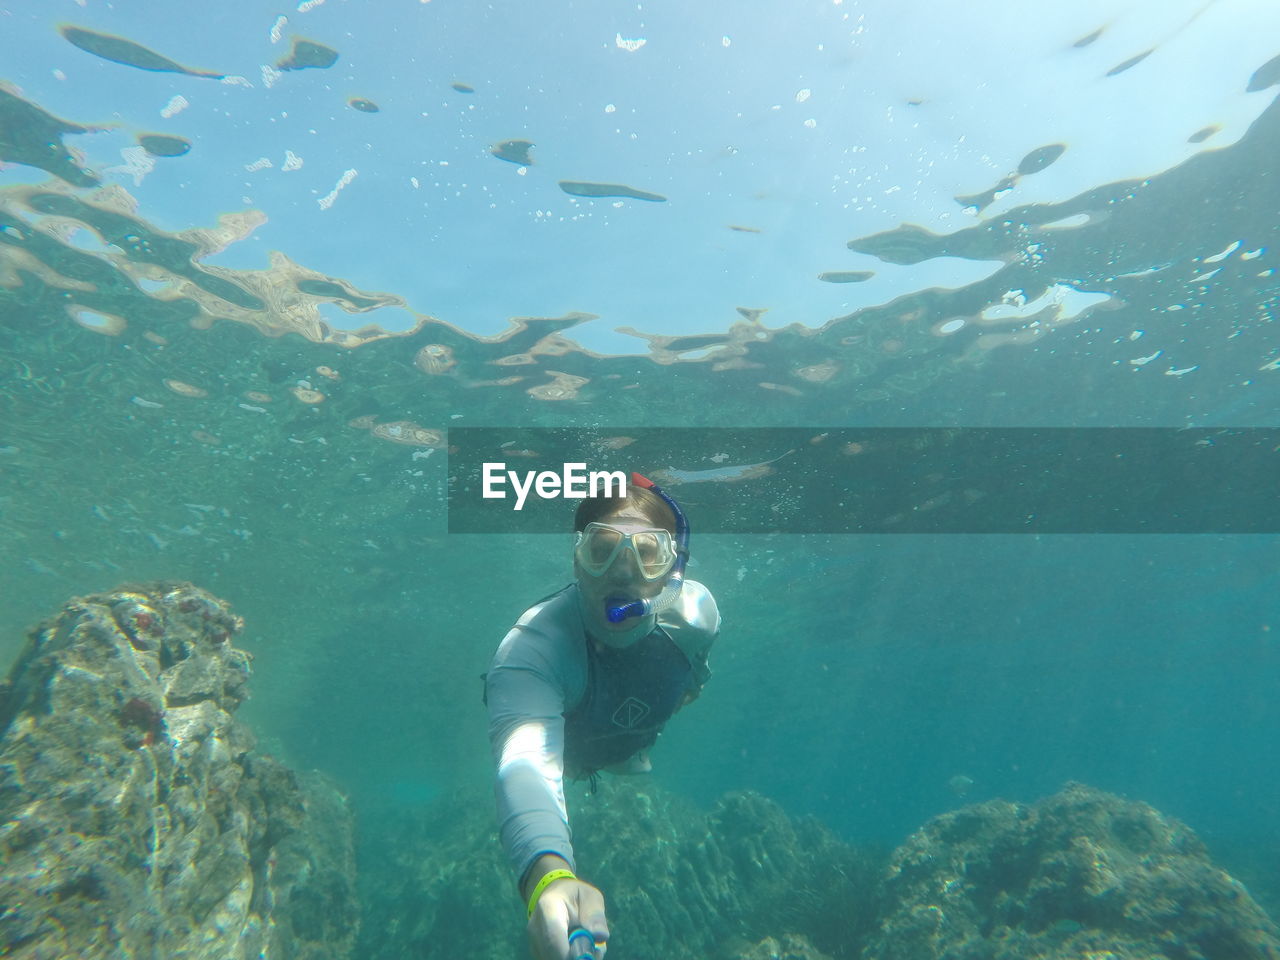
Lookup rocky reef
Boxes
[0,582,359,960]
[865,781,1280,960]
[359,778,1279,960]
[5,583,1276,960]
[572,787,877,959]
[358,781,878,960]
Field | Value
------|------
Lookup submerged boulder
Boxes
[357,776,1278,960]
[865,781,1280,960]
[359,782,878,960]
[727,933,834,960]
[575,787,876,959]
[0,582,358,960]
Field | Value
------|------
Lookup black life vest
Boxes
[562,624,694,778]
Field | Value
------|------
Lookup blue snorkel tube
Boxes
[606,472,690,624]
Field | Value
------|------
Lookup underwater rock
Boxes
[864,781,1280,960]
[356,789,519,959]
[0,582,359,960]
[352,778,1280,960]
[575,787,877,959]
[727,933,833,960]
[359,783,876,960]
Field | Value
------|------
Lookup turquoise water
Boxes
[3,0,1280,950]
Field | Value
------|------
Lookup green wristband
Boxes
[526,868,576,919]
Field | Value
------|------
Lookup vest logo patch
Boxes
[612,696,650,729]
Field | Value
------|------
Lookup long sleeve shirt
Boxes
[484,580,720,882]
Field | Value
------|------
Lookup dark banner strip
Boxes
[445,428,1280,534]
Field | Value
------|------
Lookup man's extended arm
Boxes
[486,626,577,883]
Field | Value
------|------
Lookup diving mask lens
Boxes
[575,522,676,580]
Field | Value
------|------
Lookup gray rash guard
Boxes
[485,579,720,883]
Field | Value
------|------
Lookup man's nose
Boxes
[606,549,642,581]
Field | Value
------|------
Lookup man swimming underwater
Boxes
[484,473,720,960]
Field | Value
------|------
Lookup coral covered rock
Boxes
[357,778,1278,960]
[575,786,876,960]
[357,788,520,959]
[726,933,834,960]
[864,781,1280,960]
[0,582,358,960]
[358,782,877,960]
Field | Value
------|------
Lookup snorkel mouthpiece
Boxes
[605,472,690,623]
[607,599,645,623]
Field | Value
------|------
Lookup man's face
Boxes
[574,505,672,635]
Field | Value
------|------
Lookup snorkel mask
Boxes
[575,523,678,581]
[574,472,689,624]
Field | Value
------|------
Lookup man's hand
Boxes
[527,875,609,960]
